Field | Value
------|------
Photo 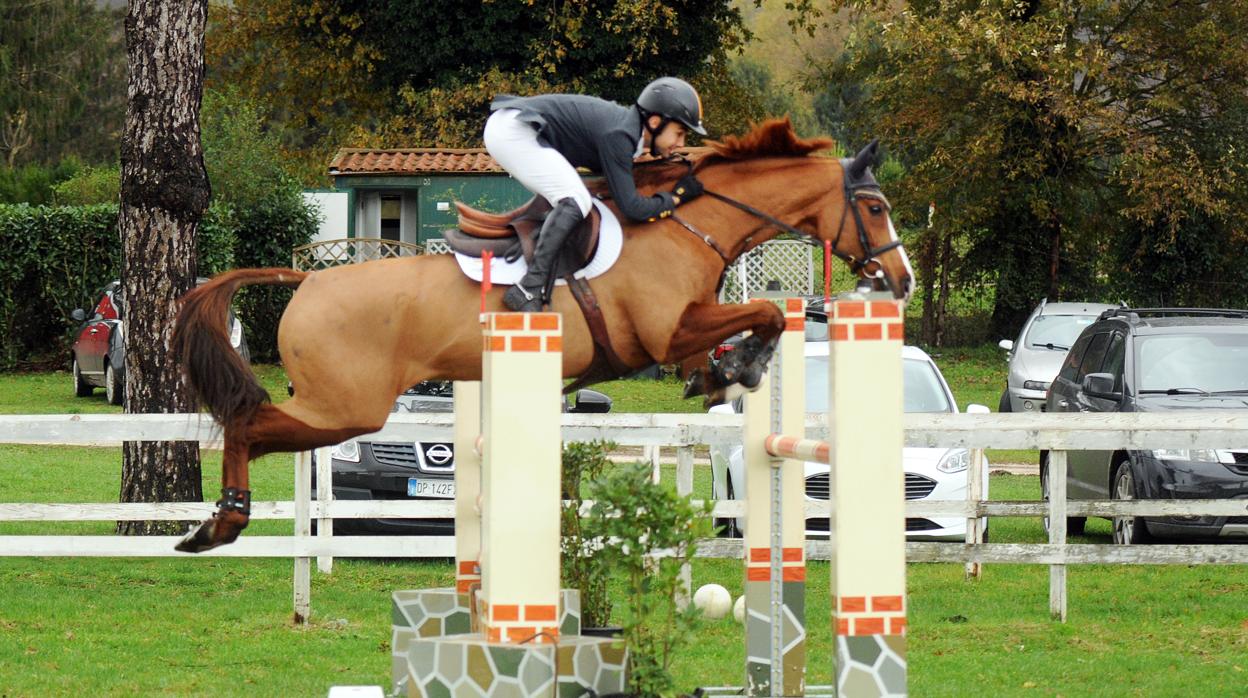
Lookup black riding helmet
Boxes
[637,77,706,155]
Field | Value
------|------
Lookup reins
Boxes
[665,157,904,291]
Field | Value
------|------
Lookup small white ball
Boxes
[733,595,746,624]
[692,583,732,619]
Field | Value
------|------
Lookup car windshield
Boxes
[805,356,953,413]
[1136,332,1248,394]
[1024,314,1097,350]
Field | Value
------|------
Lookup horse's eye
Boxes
[869,204,883,215]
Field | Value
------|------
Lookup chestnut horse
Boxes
[171,119,913,552]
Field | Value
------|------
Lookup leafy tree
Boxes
[207,0,750,177]
[812,1,1248,341]
[0,0,126,167]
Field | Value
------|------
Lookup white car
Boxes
[709,342,990,541]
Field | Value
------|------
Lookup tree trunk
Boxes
[933,228,954,347]
[917,216,939,346]
[117,0,210,535]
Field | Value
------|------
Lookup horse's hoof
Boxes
[683,371,706,399]
[175,518,220,553]
[740,362,766,390]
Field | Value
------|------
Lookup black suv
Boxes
[1043,308,1248,544]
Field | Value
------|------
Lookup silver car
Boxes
[998,300,1119,412]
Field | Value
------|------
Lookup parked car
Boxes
[709,337,991,541]
[318,381,613,535]
[1043,307,1248,544]
[998,300,1120,413]
[70,280,249,405]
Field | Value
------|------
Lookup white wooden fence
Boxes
[4,412,1248,622]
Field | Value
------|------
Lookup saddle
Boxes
[443,196,601,279]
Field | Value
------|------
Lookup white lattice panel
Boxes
[291,238,426,271]
[719,239,815,303]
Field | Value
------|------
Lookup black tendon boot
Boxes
[503,197,585,312]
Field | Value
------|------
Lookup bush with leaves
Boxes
[52,164,120,205]
[201,88,319,360]
[560,441,614,630]
[0,203,236,368]
[583,461,713,698]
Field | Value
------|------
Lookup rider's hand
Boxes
[672,174,703,204]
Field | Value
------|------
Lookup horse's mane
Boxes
[616,118,836,192]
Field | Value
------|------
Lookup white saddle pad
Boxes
[453,199,623,286]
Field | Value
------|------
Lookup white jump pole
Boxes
[742,296,808,697]
[453,380,482,600]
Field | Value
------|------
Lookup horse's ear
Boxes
[849,139,880,177]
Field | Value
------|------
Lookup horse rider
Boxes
[484,76,708,312]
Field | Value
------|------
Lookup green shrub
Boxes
[231,189,317,361]
[0,158,83,205]
[52,165,121,205]
[583,462,713,698]
[0,203,236,368]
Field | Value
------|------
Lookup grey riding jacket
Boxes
[490,93,676,222]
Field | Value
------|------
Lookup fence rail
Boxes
[4,411,1248,621]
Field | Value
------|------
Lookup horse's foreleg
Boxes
[662,301,786,406]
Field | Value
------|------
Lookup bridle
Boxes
[667,158,905,288]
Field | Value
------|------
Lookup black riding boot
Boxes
[503,197,585,312]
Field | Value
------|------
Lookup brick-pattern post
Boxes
[453,381,482,603]
[829,297,908,696]
[480,313,563,643]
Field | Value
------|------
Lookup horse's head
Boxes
[827,140,913,301]
[691,121,913,302]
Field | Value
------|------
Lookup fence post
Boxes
[1048,450,1068,621]
[315,445,334,574]
[293,449,312,624]
[676,444,694,610]
[965,448,986,578]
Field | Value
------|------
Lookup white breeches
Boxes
[483,108,593,217]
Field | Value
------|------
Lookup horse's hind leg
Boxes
[175,403,381,553]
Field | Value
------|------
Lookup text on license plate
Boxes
[408,478,455,498]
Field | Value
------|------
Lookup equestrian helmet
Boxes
[637,77,707,135]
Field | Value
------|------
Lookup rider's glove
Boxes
[672,174,704,203]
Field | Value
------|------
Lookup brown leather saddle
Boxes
[442,196,633,391]
[443,196,601,279]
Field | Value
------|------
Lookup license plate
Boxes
[408,478,455,498]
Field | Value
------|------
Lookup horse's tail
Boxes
[173,268,308,430]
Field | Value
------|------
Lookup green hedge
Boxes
[230,189,318,361]
[0,203,237,369]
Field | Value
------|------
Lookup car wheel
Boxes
[72,358,93,397]
[1040,453,1086,536]
[105,361,124,406]
[713,476,741,538]
[1112,459,1151,545]
[998,389,1012,413]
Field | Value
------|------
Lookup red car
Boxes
[70,280,249,405]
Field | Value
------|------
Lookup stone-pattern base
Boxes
[835,635,906,697]
[404,634,627,698]
[744,580,806,697]
[392,589,581,696]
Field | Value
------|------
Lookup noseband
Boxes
[669,159,904,279]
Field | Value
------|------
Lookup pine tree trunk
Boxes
[117,0,210,535]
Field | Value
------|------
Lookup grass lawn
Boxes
[6,351,1243,695]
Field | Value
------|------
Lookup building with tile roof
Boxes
[314,148,530,245]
